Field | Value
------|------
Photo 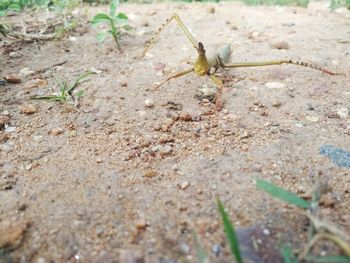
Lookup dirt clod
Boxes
[4,74,22,84]
[20,105,36,114]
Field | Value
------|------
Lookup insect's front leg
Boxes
[155,68,194,89]
[209,74,225,111]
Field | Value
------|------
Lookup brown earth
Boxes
[0,1,350,262]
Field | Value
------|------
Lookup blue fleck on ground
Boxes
[320,145,350,169]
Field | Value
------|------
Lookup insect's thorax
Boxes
[194,54,210,76]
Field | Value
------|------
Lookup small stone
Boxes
[20,105,36,115]
[23,79,48,90]
[272,101,281,107]
[159,145,172,156]
[154,63,166,71]
[51,128,64,136]
[0,133,9,143]
[0,219,28,249]
[144,169,157,178]
[9,52,22,58]
[306,115,319,123]
[325,111,340,119]
[336,107,349,119]
[159,135,175,144]
[19,67,34,76]
[263,228,270,235]
[265,82,285,89]
[179,181,190,190]
[96,158,102,163]
[4,74,21,84]
[179,242,190,254]
[0,116,10,128]
[164,117,175,125]
[270,41,290,50]
[144,98,154,108]
[179,112,192,121]
[121,82,128,87]
[212,244,221,257]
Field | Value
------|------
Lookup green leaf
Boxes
[96,31,108,42]
[8,3,21,11]
[304,255,350,263]
[280,245,298,263]
[116,12,127,19]
[255,178,310,209]
[91,13,112,26]
[217,199,243,263]
[109,0,118,17]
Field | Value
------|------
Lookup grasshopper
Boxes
[142,13,337,105]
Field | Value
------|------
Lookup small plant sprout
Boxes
[90,0,129,50]
[32,71,92,104]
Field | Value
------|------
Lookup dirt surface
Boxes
[1,2,350,262]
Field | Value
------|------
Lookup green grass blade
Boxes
[304,255,350,263]
[217,199,243,263]
[192,231,209,263]
[67,71,92,94]
[31,95,63,101]
[280,245,298,263]
[255,178,310,209]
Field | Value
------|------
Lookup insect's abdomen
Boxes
[288,60,336,75]
[218,45,231,64]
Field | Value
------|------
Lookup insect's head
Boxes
[196,42,206,55]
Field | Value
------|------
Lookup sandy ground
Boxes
[0,1,350,262]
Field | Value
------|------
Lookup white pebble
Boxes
[265,82,285,89]
[144,98,154,108]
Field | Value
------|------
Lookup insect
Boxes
[141,13,337,106]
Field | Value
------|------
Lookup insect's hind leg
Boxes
[141,13,199,57]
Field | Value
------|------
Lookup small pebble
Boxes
[144,98,154,108]
[212,244,221,257]
[265,82,285,89]
[4,74,21,84]
[144,169,157,178]
[263,228,270,235]
[159,145,172,156]
[337,107,349,119]
[272,101,281,107]
[24,79,48,90]
[19,67,34,76]
[179,181,190,190]
[179,241,190,254]
[0,116,10,128]
[306,116,319,123]
[270,41,290,50]
[9,52,22,59]
[179,112,192,121]
[51,128,64,136]
[20,105,36,115]
[325,111,340,119]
